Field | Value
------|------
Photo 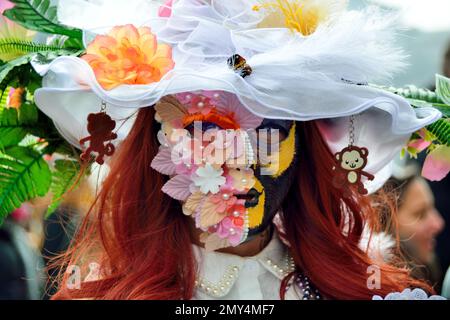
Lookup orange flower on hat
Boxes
[82,24,175,90]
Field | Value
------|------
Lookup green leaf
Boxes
[380,85,443,104]
[408,99,450,118]
[0,87,11,109]
[3,0,83,39]
[46,159,81,217]
[0,49,83,96]
[48,35,84,50]
[0,64,25,97]
[374,83,450,118]
[31,48,84,65]
[436,74,450,106]
[0,145,51,221]
[426,119,450,146]
[0,38,62,61]
[0,102,38,148]
[0,54,33,90]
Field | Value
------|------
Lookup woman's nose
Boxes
[428,209,445,236]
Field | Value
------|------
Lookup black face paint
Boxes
[246,120,301,237]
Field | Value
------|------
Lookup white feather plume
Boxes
[249,6,407,84]
[358,225,396,262]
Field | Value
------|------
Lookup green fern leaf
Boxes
[0,145,51,221]
[3,0,82,39]
[387,85,442,104]
[0,87,11,109]
[427,119,450,146]
[46,159,81,217]
[375,84,450,117]
[436,74,450,105]
[0,49,83,96]
[0,38,61,61]
[32,48,84,65]
[0,103,39,148]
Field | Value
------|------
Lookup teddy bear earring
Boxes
[79,101,118,165]
[332,115,375,197]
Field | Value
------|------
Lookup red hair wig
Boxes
[51,107,431,300]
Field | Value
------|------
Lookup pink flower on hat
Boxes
[422,145,450,182]
[158,0,173,18]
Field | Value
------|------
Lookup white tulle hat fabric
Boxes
[34,0,442,193]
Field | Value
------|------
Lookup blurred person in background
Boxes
[42,173,98,299]
[444,42,450,77]
[386,159,446,291]
[0,204,45,299]
[0,165,96,299]
[421,40,450,293]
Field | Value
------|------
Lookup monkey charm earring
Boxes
[332,115,375,197]
[79,101,118,165]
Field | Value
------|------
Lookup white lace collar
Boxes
[192,230,295,298]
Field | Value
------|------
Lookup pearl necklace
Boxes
[195,265,240,298]
[270,253,321,300]
[194,251,322,300]
[294,273,322,300]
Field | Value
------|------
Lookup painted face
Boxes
[247,119,300,237]
[397,178,445,264]
[151,91,299,250]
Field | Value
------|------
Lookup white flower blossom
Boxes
[192,164,226,194]
[373,288,447,300]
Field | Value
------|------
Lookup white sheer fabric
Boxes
[34,0,442,194]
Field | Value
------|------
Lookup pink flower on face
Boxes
[210,189,237,213]
[229,168,255,192]
[216,217,244,246]
[188,95,214,115]
[175,162,198,175]
[175,92,194,104]
[211,130,245,165]
[211,91,263,129]
[422,145,450,182]
[172,134,206,167]
[202,130,229,166]
[227,202,246,228]
[175,92,215,115]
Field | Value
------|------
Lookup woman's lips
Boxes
[426,238,436,251]
[236,188,260,207]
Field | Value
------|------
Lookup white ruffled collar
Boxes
[192,229,295,298]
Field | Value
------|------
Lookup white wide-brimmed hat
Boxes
[33,0,442,193]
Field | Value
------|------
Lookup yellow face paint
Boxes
[247,178,266,228]
[247,123,297,228]
[261,122,297,178]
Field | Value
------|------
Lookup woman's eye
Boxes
[185,122,221,135]
[257,124,288,143]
